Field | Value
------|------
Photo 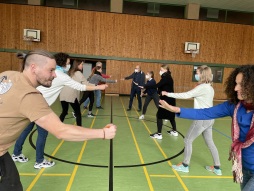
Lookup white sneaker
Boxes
[150,133,162,140]
[167,130,179,137]
[12,154,29,163]
[139,115,145,120]
[34,159,55,169]
[72,112,76,118]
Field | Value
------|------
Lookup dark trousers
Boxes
[59,98,81,126]
[79,91,94,111]
[142,93,159,115]
[157,117,177,133]
[0,152,23,191]
[128,87,142,110]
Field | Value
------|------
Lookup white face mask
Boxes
[194,74,200,81]
[64,64,71,72]
[159,71,164,76]
[134,69,139,73]
[145,74,150,79]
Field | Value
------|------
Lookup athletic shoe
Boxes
[137,109,141,112]
[150,133,162,140]
[126,108,131,111]
[72,112,76,118]
[172,163,189,173]
[139,115,145,120]
[205,166,222,176]
[83,106,88,109]
[96,106,103,109]
[167,130,179,137]
[87,113,96,118]
[34,159,55,169]
[12,154,28,163]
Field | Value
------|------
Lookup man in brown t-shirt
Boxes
[0,50,117,191]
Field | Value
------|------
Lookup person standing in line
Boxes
[80,66,117,117]
[12,52,108,169]
[139,71,159,120]
[159,65,254,191]
[161,65,222,175]
[0,49,116,191]
[122,65,145,111]
[140,64,178,139]
[59,59,94,125]
[83,61,111,109]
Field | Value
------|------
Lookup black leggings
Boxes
[157,118,177,133]
[0,152,23,191]
[59,99,82,126]
[79,91,94,111]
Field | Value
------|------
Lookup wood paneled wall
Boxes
[105,60,230,100]
[1,4,254,99]
[1,4,254,64]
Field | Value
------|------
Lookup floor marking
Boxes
[120,98,154,191]
[66,109,99,191]
[140,117,189,191]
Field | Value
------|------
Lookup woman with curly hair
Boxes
[159,65,254,191]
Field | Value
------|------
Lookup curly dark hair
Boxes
[225,65,254,104]
[54,52,70,67]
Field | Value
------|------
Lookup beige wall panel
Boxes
[0,52,12,72]
[105,60,120,94]
[1,4,254,66]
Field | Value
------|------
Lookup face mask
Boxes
[145,75,150,79]
[159,71,164,76]
[134,69,139,73]
[195,74,200,81]
[64,64,71,72]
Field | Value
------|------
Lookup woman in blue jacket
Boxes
[159,65,254,191]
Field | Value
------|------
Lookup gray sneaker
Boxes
[34,159,55,169]
[12,153,29,163]
[150,133,162,140]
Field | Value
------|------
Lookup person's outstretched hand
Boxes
[159,100,180,113]
[103,124,117,139]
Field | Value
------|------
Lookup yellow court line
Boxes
[120,98,154,191]
[150,174,233,179]
[66,108,99,191]
[42,173,71,176]
[26,107,98,191]
[138,110,189,191]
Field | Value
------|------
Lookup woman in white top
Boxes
[59,60,94,125]
[161,65,222,175]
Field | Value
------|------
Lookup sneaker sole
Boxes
[12,158,28,163]
[172,166,189,173]
[150,136,162,140]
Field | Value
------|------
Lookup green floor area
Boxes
[11,96,239,191]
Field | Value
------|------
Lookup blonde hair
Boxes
[197,65,213,85]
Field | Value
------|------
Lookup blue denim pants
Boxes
[241,168,254,191]
[84,90,101,108]
[13,122,48,163]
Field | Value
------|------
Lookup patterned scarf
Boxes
[228,101,254,183]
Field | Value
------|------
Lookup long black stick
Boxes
[109,96,113,191]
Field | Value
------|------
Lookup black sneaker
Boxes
[137,109,141,112]
[127,108,131,111]
[83,106,87,109]
[87,113,96,118]
[96,106,103,109]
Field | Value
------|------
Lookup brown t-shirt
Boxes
[0,71,52,156]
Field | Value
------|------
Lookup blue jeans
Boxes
[241,168,254,191]
[13,122,48,163]
[84,90,101,107]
